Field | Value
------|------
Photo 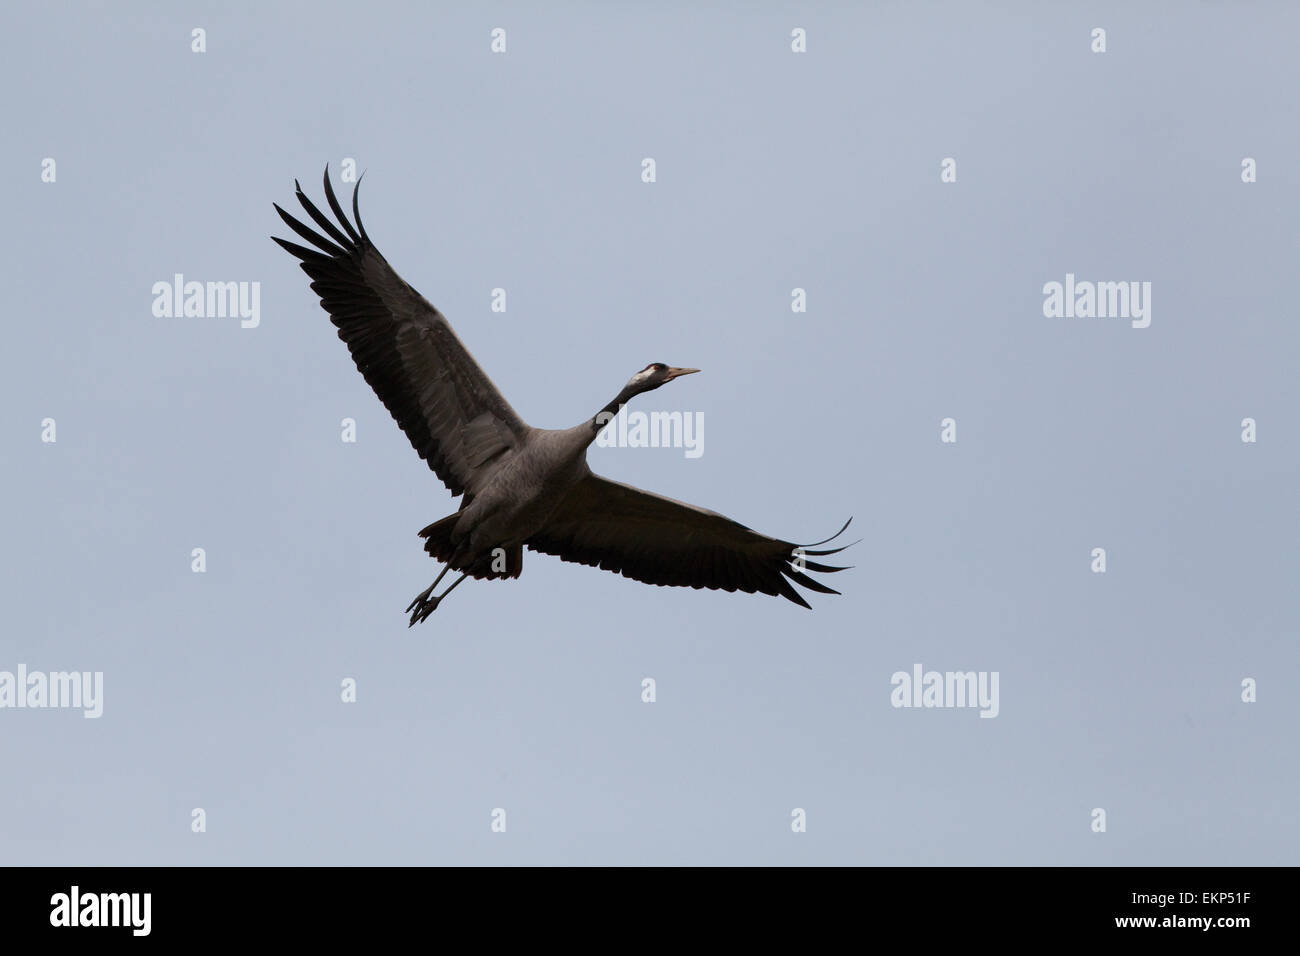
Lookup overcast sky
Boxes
[3,1,1296,865]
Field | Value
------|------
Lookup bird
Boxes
[272,168,852,625]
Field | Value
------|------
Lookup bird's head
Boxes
[625,363,700,394]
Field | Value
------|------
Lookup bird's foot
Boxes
[405,583,435,615]
[406,591,442,627]
[405,570,467,627]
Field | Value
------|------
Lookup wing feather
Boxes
[272,168,529,496]
[527,474,850,608]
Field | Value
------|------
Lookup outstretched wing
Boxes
[272,168,528,497]
[526,474,852,608]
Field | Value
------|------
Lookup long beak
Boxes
[665,367,701,381]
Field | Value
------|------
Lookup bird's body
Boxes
[442,424,592,562]
[273,169,851,624]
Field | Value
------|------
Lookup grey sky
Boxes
[3,2,1296,864]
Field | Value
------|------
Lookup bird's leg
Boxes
[405,563,452,615]
[406,571,469,627]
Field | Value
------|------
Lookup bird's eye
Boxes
[654,363,666,372]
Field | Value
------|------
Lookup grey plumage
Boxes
[273,168,851,625]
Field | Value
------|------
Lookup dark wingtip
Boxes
[801,559,852,574]
[782,567,841,596]
[352,173,371,244]
[777,516,855,606]
[780,581,813,609]
[804,516,852,549]
[274,199,349,257]
[322,164,363,244]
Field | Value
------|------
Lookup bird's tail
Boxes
[418,514,461,565]
[418,515,520,580]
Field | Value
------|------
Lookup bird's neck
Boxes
[590,384,641,438]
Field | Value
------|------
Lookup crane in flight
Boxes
[273,169,852,625]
